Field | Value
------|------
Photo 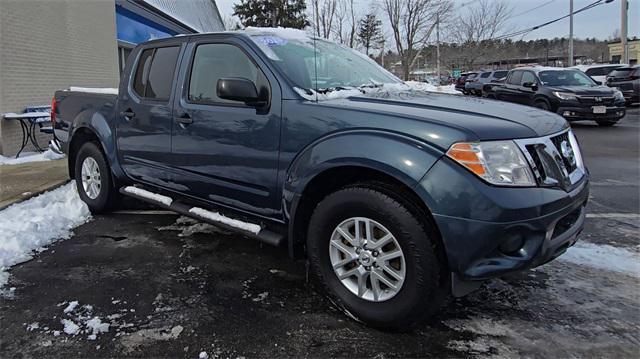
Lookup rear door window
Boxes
[133,49,154,97]
[493,71,508,79]
[132,46,180,100]
[507,71,522,85]
[609,68,635,78]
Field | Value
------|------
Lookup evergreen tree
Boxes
[357,13,383,55]
[233,0,309,29]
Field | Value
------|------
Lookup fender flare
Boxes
[283,129,444,255]
[68,107,126,181]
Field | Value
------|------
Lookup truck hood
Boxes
[546,85,616,95]
[323,91,568,142]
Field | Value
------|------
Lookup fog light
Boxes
[499,235,525,255]
[562,111,572,117]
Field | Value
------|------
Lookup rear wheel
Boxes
[307,185,446,330]
[74,142,120,213]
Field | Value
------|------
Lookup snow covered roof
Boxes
[142,0,224,33]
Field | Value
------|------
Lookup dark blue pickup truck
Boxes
[52,28,589,329]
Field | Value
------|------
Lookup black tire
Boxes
[307,185,446,330]
[74,142,120,213]
[596,120,618,127]
[534,100,550,111]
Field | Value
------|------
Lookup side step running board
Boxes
[120,186,284,246]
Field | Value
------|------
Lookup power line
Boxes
[511,0,557,18]
[491,0,608,41]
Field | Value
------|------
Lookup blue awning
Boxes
[115,5,178,44]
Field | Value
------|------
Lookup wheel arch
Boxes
[287,164,449,276]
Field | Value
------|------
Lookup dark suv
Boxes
[606,65,640,105]
[455,72,478,94]
[494,67,626,126]
[465,70,509,96]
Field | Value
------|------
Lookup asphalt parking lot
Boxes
[1,108,638,358]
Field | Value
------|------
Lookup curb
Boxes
[0,179,70,211]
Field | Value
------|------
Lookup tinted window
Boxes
[507,71,522,85]
[133,49,154,97]
[480,72,491,78]
[146,46,180,99]
[493,71,508,78]
[521,71,536,85]
[539,70,595,86]
[609,68,635,78]
[188,43,269,104]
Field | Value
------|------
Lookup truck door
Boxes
[116,41,183,185]
[169,37,282,217]
[497,71,522,103]
[516,71,538,106]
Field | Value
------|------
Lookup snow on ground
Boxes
[559,241,640,277]
[0,182,90,287]
[67,87,118,95]
[0,149,65,166]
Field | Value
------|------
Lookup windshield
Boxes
[249,33,401,91]
[538,70,596,86]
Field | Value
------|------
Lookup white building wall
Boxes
[0,0,120,156]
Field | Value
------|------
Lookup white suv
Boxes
[571,64,627,84]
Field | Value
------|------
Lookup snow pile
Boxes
[57,300,110,340]
[0,182,90,287]
[0,149,65,165]
[560,242,640,276]
[124,186,173,207]
[189,207,261,234]
[294,81,460,101]
[406,81,460,95]
[245,26,310,41]
[68,87,118,95]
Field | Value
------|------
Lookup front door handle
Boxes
[121,109,135,120]
[177,113,193,125]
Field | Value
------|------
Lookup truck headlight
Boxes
[552,91,578,100]
[447,141,536,186]
[613,90,624,101]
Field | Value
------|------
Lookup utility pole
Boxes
[436,13,441,83]
[621,0,628,64]
[568,0,574,66]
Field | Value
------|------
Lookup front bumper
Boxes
[557,106,626,121]
[417,155,589,285]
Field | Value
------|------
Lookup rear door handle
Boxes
[177,113,193,125]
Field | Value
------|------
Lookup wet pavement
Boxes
[0,108,638,358]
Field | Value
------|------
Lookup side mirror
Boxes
[217,78,266,106]
[522,82,537,90]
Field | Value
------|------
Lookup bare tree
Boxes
[332,0,358,48]
[382,0,452,80]
[451,0,513,68]
[311,0,337,38]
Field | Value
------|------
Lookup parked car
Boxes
[482,76,507,98]
[454,72,478,94]
[606,65,640,105]
[571,63,626,84]
[493,67,626,126]
[465,70,509,96]
[52,30,589,329]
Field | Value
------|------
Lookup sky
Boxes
[216,0,639,41]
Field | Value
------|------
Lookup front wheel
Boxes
[74,142,120,213]
[534,100,550,111]
[307,185,446,330]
